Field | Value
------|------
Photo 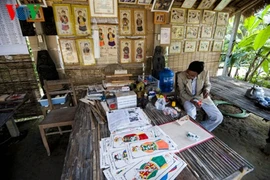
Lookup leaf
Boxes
[244,16,255,30]
[254,25,270,50]
[261,60,269,73]
[238,34,257,48]
[261,4,270,18]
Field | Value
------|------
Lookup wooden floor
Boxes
[210,76,270,121]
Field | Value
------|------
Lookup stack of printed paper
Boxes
[100,126,187,180]
[106,107,151,133]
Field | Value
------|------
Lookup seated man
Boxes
[177,61,223,132]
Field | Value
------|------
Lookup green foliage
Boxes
[253,25,270,50]
[238,33,257,48]
[261,60,269,73]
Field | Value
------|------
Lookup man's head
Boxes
[186,61,204,79]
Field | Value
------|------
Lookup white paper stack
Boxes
[99,126,187,180]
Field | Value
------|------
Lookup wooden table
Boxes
[61,101,254,180]
[0,94,28,137]
[210,76,270,121]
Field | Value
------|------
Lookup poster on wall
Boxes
[170,41,181,54]
[59,39,79,66]
[118,0,137,4]
[181,0,196,8]
[212,40,223,51]
[184,41,197,52]
[160,27,171,44]
[197,0,217,9]
[119,8,132,36]
[214,26,226,39]
[170,8,185,24]
[133,9,146,36]
[137,0,152,5]
[151,0,175,12]
[198,40,210,52]
[26,7,45,22]
[89,0,118,17]
[186,26,199,39]
[97,25,118,64]
[171,25,184,39]
[217,12,229,25]
[53,4,74,36]
[202,10,216,24]
[134,39,145,62]
[72,5,91,36]
[187,10,201,24]
[17,0,47,7]
[201,26,213,38]
[120,39,132,63]
[76,39,96,66]
[154,12,167,24]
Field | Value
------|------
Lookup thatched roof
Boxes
[173,0,270,17]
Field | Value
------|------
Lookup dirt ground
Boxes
[0,106,269,180]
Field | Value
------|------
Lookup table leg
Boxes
[6,117,20,137]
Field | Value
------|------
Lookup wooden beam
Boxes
[232,0,264,16]
[222,11,241,76]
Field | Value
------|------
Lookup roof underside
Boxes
[174,0,270,17]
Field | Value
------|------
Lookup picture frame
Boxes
[201,26,213,38]
[119,0,137,4]
[184,40,197,52]
[151,0,175,12]
[26,7,45,22]
[181,0,196,8]
[171,25,184,39]
[76,39,96,66]
[202,10,216,24]
[170,41,181,54]
[59,39,79,66]
[137,0,152,5]
[133,9,146,36]
[170,8,185,24]
[187,10,201,24]
[17,0,47,7]
[134,39,145,62]
[120,39,132,63]
[97,25,118,64]
[212,40,223,51]
[217,12,229,25]
[119,8,133,36]
[72,5,91,36]
[186,26,199,39]
[160,26,171,44]
[214,26,226,39]
[214,0,232,11]
[154,12,167,24]
[197,0,217,10]
[53,4,74,36]
[198,40,210,52]
[90,0,118,18]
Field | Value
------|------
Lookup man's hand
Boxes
[190,99,202,108]
[203,89,209,99]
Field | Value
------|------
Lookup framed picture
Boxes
[201,26,213,38]
[59,39,79,66]
[214,0,232,11]
[26,7,45,22]
[202,10,215,24]
[186,26,199,39]
[160,26,171,44]
[181,0,196,8]
[171,25,184,39]
[134,39,145,62]
[120,39,132,63]
[198,40,210,52]
[53,4,74,36]
[170,41,181,54]
[217,12,229,25]
[187,10,201,24]
[119,0,137,4]
[90,0,118,17]
[212,40,223,51]
[133,9,146,35]
[119,8,132,36]
[76,39,95,66]
[151,0,175,12]
[154,12,167,24]
[170,8,185,24]
[184,41,197,52]
[214,26,226,39]
[137,0,152,5]
[98,25,118,64]
[17,0,47,7]
[72,5,91,36]
[197,0,217,9]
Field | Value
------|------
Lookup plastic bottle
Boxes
[159,68,174,93]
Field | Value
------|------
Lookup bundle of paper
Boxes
[86,85,105,100]
[100,126,187,180]
[106,107,151,134]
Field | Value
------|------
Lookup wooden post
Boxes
[222,12,241,76]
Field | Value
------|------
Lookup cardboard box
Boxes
[115,91,137,109]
